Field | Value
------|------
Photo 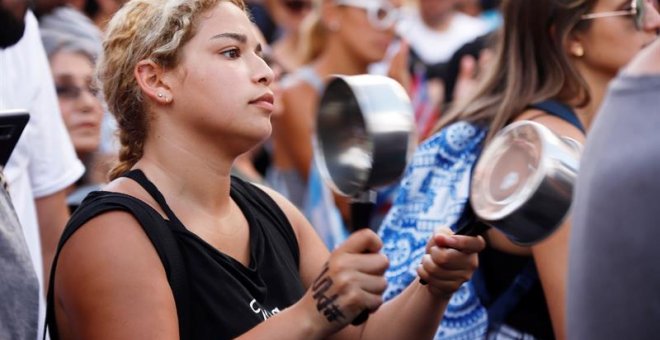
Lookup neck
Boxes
[315,38,370,76]
[575,66,614,131]
[136,119,235,217]
[421,11,453,31]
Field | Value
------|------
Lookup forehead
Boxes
[192,1,255,40]
[51,51,94,71]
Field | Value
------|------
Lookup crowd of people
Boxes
[0,0,658,339]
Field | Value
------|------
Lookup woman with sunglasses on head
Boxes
[268,0,405,247]
[377,0,659,339]
[45,0,485,339]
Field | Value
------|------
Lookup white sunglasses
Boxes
[581,0,645,30]
[334,0,399,30]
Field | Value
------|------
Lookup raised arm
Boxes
[261,185,485,340]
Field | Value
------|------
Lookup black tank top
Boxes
[46,170,306,340]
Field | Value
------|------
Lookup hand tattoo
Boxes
[311,263,346,323]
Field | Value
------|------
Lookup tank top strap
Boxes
[45,190,193,340]
[528,100,585,133]
[229,176,301,266]
[122,169,184,227]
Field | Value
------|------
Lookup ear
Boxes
[321,1,342,32]
[135,59,174,104]
[565,32,586,58]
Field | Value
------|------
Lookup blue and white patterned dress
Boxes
[379,121,489,339]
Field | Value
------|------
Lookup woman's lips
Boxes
[249,93,275,112]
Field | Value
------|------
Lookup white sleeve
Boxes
[25,12,85,198]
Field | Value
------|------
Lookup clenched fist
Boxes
[303,229,389,335]
[417,227,486,299]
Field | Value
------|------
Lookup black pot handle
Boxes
[349,190,376,325]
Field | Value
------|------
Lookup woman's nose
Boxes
[253,55,275,86]
[77,88,100,113]
[643,0,660,32]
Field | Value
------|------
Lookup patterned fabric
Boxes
[379,121,489,339]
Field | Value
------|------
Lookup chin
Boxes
[75,141,101,156]
[249,124,273,146]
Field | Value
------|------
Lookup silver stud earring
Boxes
[157,92,164,98]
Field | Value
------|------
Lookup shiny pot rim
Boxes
[314,74,416,197]
[470,120,582,245]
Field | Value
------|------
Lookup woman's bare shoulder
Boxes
[55,208,178,339]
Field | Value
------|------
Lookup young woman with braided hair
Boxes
[44,0,485,338]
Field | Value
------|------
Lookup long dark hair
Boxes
[433,0,596,142]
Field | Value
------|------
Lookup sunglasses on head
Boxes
[581,0,647,30]
[334,0,399,30]
[281,0,312,13]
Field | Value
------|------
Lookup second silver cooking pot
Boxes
[469,120,583,245]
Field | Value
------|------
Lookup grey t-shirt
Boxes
[568,74,660,339]
[0,182,39,340]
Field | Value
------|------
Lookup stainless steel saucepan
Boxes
[314,74,417,202]
[314,74,417,326]
[461,120,583,245]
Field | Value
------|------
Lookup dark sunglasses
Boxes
[55,83,100,100]
[282,0,312,13]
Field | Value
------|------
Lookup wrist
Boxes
[416,278,453,303]
[290,296,331,340]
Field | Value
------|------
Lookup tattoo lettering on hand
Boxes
[311,263,346,323]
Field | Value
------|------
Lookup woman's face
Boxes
[51,51,104,156]
[165,2,274,151]
[335,1,397,64]
[576,0,659,77]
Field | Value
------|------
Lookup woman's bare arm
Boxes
[262,185,485,340]
[55,211,179,340]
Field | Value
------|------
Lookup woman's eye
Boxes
[221,48,241,59]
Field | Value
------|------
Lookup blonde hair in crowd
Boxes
[98,0,246,180]
[434,0,597,142]
[298,0,329,64]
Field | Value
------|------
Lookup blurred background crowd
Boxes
[1,0,659,339]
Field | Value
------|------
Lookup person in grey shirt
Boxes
[569,37,660,339]
[0,171,39,340]
[0,1,40,339]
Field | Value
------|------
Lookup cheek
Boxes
[59,101,75,127]
[606,31,647,68]
[92,105,105,125]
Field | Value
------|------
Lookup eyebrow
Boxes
[210,32,248,43]
[210,32,263,54]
